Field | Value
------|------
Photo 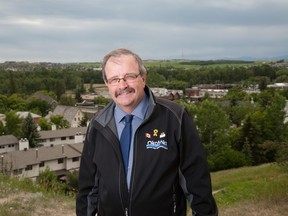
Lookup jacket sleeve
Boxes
[179,109,218,216]
[76,125,98,216]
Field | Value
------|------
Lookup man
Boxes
[76,48,218,216]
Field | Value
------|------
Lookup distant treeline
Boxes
[0,61,287,97]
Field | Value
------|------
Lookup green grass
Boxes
[70,59,260,69]
[211,163,288,208]
[143,59,257,69]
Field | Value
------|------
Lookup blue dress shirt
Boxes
[114,94,149,189]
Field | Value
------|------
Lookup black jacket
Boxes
[76,87,218,216]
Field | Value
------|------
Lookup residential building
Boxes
[151,88,183,100]
[46,105,85,128]
[185,86,228,100]
[16,111,42,124]
[0,142,83,181]
[0,135,20,153]
[32,92,58,110]
[38,127,87,147]
[0,126,87,180]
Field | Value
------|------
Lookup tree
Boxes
[0,121,7,135]
[59,95,76,106]
[226,102,257,127]
[21,113,41,148]
[37,167,66,194]
[93,96,111,106]
[27,97,52,116]
[50,115,70,129]
[224,86,247,106]
[79,113,89,127]
[0,95,9,113]
[66,170,79,193]
[237,91,286,165]
[8,71,16,95]
[88,80,95,93]
[38,117,51,131]
[7,94,27,111]
[5,111,23,137]
[75,88,83,103]
[54,80,66,101]
[194,99,229,146]
[146,71,166,87]
[258,77,269,91]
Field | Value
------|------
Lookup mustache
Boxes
[115,87,135,97]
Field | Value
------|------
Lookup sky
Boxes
[1,0,288,63]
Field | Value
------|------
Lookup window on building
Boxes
[58,158,64,164]
[25,165,33,171]
[13,169,23,175]
[50,138,55,142]
[69,136,74,140]
[39,161,45,167]
[61,137,66,141]
[72,157,79,162]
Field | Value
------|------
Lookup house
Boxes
[46,105,85,128]
[151,88,183,100]
[16,111,42,124]
[38,127,87,147]
[0,126,87,180]
[75,101,103,121]
[159,92,179,101]
[0,135,19,153]
[0,135,29,153]
[0,142,83,181]
[185,86,229,100]
[32,92,57,110]
[267,83,288,89]
[0,127,87,153]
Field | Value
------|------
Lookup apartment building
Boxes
[0,142,83,181]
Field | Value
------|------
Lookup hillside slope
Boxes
[0,163,287,215]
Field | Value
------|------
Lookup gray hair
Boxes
[101,48,147,81]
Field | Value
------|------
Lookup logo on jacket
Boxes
[153,129,158,136]
[146,140,168,150]
[145,133,151,139]
[160,132,166,138]
[145,129,168,150]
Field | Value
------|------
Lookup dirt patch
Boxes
[1,192,286,216]
[0,192,75,216]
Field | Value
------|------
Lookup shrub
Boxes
[276,142,288,171]
[37,167,66,194]
[66,170,79,195]
[209,147,250,171]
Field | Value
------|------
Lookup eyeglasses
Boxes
[106,73,141,85]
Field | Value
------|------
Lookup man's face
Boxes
[105,54,146,114]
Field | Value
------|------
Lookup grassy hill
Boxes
[211,163,288,216]
[0,163,287,215]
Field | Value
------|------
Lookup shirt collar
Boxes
[115,94,149,123]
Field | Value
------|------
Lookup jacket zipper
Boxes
[125,128,141,216]
[173,193,176,214]
[173,185,176,214]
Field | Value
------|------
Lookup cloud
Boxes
[0,0,288,62]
